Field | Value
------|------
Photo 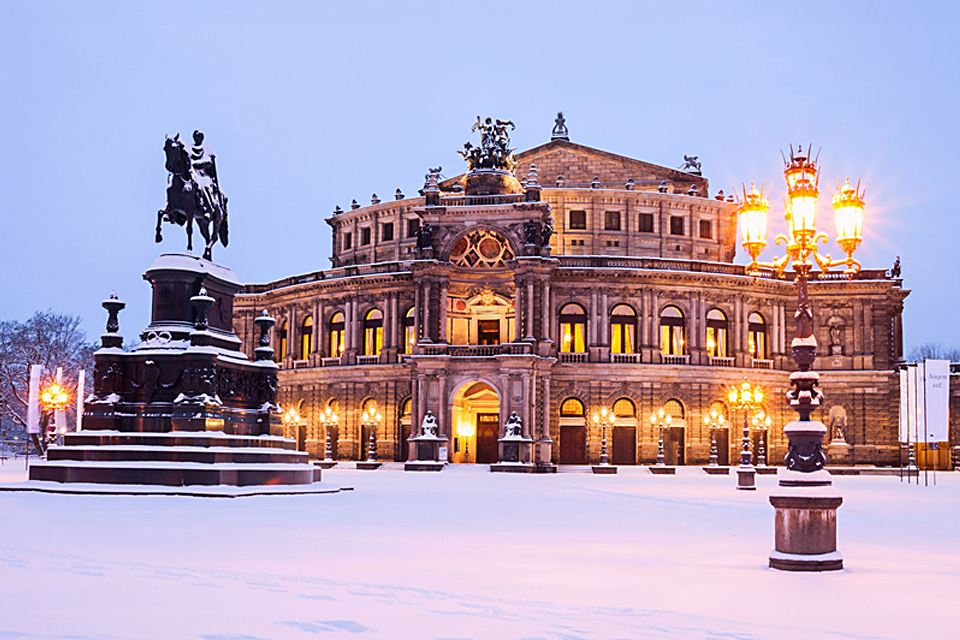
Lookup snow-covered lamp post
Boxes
[591,406,612,466]
[357,406,383,470]
[650,407,672,467]
[317,405,338,469]
[727,379,765,490]
[704,408,726,467]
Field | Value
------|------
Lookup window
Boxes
[569,210,587,230]
[749,312,767,359]
[407,219,420,238]
[705,309,728,358]
[613,398,636,419]
[381,222,394,242]
[402,307,416,353]
[329,312,345,357]
[604,211,621,231]
[478,319,500,345]
[610,304,636,355]
[363,309,383,356]
[559,303,587,353]
[605,240,620,247]
[659,306,686,356]
[450,230,515,268]
[277,320,288,363]
[299,316,313,361]
[570,239,585,246]
[560,398,585,417]
[670,216,684,236]
[343,232,353,250]
[360,227,371,246]
[638,213,654,233]
[699,219,712,239]
[664,399,685,419]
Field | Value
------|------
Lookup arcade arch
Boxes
[450,381,501,464]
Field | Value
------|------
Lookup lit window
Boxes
[706,309,728,358]
[300,316,313,360]
[613,398,636,419]
[363,309,383,356]
[559,303,587,353]
[277,320,288,363]
[664,399,685,419]
[329,312,345,357]
[748,312,767,359]
[402,307,416,354]
[561,398,585,417]
[659,306,686,356]
[610,304,636,355]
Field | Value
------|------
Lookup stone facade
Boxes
[233,129,943,468]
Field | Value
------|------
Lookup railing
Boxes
[709,356,735,367]
[357,355,380,366]
[244,261,410,293]
[752,359,774,370]
[417,343,535,358]
[293,359,311,369]
[559,352,587,363]
[612,353,641,364]
[399,353,413,363]
[438,193,526,207]
[662,354,690,365]
[321,357,342,367]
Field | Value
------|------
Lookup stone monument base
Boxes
[769,484,843,572]
[490,462,536,473]
[649,466,676,475]
[703,466,730,475]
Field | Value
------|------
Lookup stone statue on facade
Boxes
[541,211,555,247]
[156,130,229,261]
[503,411,523,438]
[415,222,434,252]
[420,411,439,438]
[891,255,901,278]
[680,155,702,173]
[551,111,569,141]
[458,116,517,172]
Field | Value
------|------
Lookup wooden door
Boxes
[715,429,729,466]
[612,427,636,465]
[560,425,586,464]
[399,424,411,461]
[476,413,500,463]
[664,427,685,465]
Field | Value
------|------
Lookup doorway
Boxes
[450,381,500,463]
[612,427,636,465]
[476,413,500,463]
[663,426,685,465]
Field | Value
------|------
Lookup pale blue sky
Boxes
[1,1,957,353]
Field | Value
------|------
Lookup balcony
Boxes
[419,343,535,357]
[293,359,311,369]
[321,357,342,367]
[661,354,690,365]
[612,353,641,364]
[708,356,735,367]
[752,359,774,370]
[559,352,587,363]
[357,355,380,366]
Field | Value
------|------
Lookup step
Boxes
[47,445,309,465]
[28,460,315,486]
[64,431,295,451]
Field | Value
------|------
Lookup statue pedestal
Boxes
[491,435,535,473]
[828,441,853,466]
[737,465,757,489]
[769,479,843,571]
[404,433,446,472]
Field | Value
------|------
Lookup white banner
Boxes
[76,369,85,432]
[899,367,909,443]
[924,359,950,442]
[26,364,42,434]
[914,362,924,444]
[54,367,64,434]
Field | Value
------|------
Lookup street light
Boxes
[456,421,475,463]
[282,405,302,449]
[727,378,765,490]
[360,406,383,463]
[737,145,859,571]
[752,410,773,467]
[704,408,726,467]
[591,406,612,465]
[649,407,672,466]
[40,382,70,448]
[319,404,338,466]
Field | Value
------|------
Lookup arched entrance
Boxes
[450,381,500,464]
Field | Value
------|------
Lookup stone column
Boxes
[542,282,551,343]
[288,305,297,360]
[440,281,449,343]
[312,300,321,355]
[438,372,448,443]
[522,375,532,437]
[541,375,551,440]
[526,279,535,341]
[423,281,433,342]
[590,288,598,346]
[601,289,609,345]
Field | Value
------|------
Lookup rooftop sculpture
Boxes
[458,116,517,172]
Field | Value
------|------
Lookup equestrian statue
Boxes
[156,130,229,261]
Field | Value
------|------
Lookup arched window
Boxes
[705,309,728,358]
[402,307,416,354]
[659,306,686,356]
[748,312,767,359]
[363,309,383,356]
[362,398,378,414]
[613,398,636,419]
[610,304,637,354]
[400,398,412,419]
[559,303,587,353]
[664,399,685,419]
[277,320,288,363]
[560,397,585,417]
[299,315,313,361]
[450,229,515,268]
[329,312,345,358]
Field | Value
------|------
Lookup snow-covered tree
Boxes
[907,342,960,363]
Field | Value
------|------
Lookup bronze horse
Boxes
[156,134,228,261]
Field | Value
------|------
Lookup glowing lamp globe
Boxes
[832,178,865,257]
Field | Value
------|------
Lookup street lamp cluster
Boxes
[727,379,765,490]
[649,406,672,466]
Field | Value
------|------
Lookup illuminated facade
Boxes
[233,121,910,468]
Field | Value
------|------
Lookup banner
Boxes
[924,359,950,442]
[899,367,909,443]
[76,369,85,432]
[26,364,42,434]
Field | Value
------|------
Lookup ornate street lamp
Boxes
[319,405,338,467]
[456,421,475,463]
[591,406,612,466]
[752,411,773,467]
[649,407,672,466]
[360,406,383,464]
[282,405,302,449]
[736,145,862,571]
[727,378,765,490]
[704,408,726,467]
[40,382,71,447]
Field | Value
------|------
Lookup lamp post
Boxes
[318,405,338,468]
[591,406,612,466]
[727,379,764,490]
[40,381,71,449]
[752,411,772,467]
[360,406,383,464]
[457,421,475,463]
[649,407,672,466]
[704,408,726,467]
[282,405,302,450]
[737,144,862,571]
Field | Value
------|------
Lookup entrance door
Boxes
[664,427,685,465]
[612,427,636,465]
[399,424,411,461]
[559,425,586,464]
[715,429,729,466]
[326,426,339,460]
[359,425,371,460]
[476,413,499,463]
[478,319,500,345]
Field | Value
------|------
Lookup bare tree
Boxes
[0,311,96,435]
[907,342,960,363]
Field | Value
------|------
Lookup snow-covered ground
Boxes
[0,462,956,640]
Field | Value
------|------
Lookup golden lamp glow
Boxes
[832,178,865,255]
[282,406,300,425]
[41,383,70,409]
[738,183,769,274]
[457,421,475,438]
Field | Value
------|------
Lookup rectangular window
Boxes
[360,227,371,246]
[343,232,353,250]
[604,211,621,231]
[569,210,587,230]
[699,220,712,239]
[407,219,420,238]
[478,319,500,345]
[670,216,684,236]
[382,222,394,242]
[638,213,654,233]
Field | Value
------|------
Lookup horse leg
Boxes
[186,213,193,252]
[199,219,213,261]
[156,210,164,243]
